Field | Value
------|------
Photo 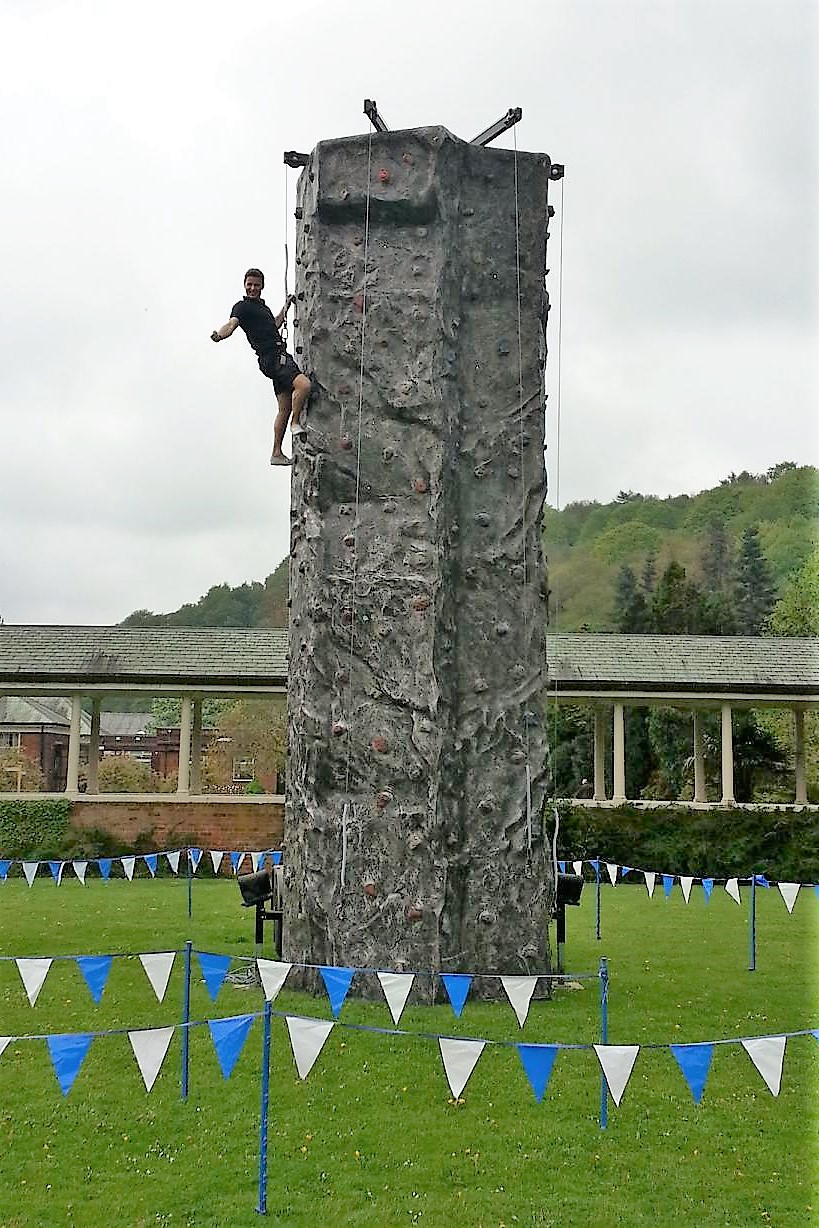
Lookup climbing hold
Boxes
[474,464,488,479]
[411,595,430,612]
[510,564,524,581]
[377,168,390,184]
[352,294,365,313]
[376,791,393,809]
[477,796,495,814]
[294,206,303,219]
[462,206,475,217]
[338,382,351,395]
[497,341,510,356]
[464,566,476,581]
[405,905,423,923]
[511,663,526,680]
[339,504,352,516]
[382,447,394,462]
[510,748,526,764]
[371,735,388,753]
[507,466,520,480]
[475,512,490,528]
[495,621,511,637]
[331,721,347,737]
[474,677,488,693]
[343,533,355,548]
[353,235,363,246]
[339,436,353,451]
[341,608,352,624]
[362,881,377,898]
[383,500,397,515]
[413,478,427,494]
[479,910,495,925]
[402,152,413,165]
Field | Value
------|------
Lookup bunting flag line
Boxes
[209,1014,255,1079]
[139,952,176,1003]
[517,1043,559,1102]
[500,976,539,1028]
[377,972,415,1025]
[594,1044,640,1106]
[439,1037,486,1098]
[17,957,52,1006]
[257,959,292,1004]
[742,1035,786,1096]
[286,1016,334,1079]
[129,1026,174,1091]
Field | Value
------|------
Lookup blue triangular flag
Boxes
[441,974,472,1018]
[670,1043,713,1104]
[196,953,231,1001]
[208,1014,255,1079]
[189,847,202,870]
[98,858,112,881]
[319,966,355,1018]
[517,1044,558,1103]
[663,874,674,898]
[48,861,62,883]
[812,1030,819,1043]
[144,854,158,878]
[558,861,566,874]
[77,956,113,1004]
[272,851,282,865]
[230,852,241,873]
[0,861,9,880]
[47,1033,94,1096]
[589,859,600,878]
[702,878,714,902]
[754,874,770,888]
[622,866,632,878]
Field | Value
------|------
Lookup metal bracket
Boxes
[364,98,390,133]
[549,163,565,181]
[470,107,522,147]
[283,150,309,168]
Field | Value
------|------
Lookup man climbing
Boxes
[211,268,311,466]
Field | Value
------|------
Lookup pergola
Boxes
[0,627,816,805]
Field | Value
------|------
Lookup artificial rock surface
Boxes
[283,126,554,992]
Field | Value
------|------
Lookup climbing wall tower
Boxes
[284,126,555,988]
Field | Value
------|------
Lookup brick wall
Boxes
[70,798,284,852]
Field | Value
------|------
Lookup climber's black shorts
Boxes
[258,349,301,394]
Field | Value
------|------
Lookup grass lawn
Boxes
[0,874,816,1227]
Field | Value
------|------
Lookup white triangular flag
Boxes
[777,883,800,914]
[257,959,292,1003]
[286,1016,334,1079]
[572,861,583,876]
[139,952,176,1002]
[128,1026,175,1092]
[644,871,656,898]
[439,1037,486,1098]
[377,972,415,1025]
[0,1037,11,1059]
[605,863,618,886]
[594,1044,640,1106]
[72,861,88,885]
[251,852,263,872]
[725,878,741,905]
[122,857,136,881]
[501,976,539,1028]
[210,850,224,875]
[17,957,52,1006]
[22,862,38,887]
[680,876,694,903]
[166,851,181,874]
[742,1036,786,1096]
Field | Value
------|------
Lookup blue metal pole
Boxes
[595,857,601,942]
[187,846,193,920]
[749,876,756,972]
[181,939,192,1100]
[600,956,609,1130]
[256,999,272,1215]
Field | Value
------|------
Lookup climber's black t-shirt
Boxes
[230,297,282,359]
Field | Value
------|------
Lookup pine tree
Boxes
[641,552,657,595]
[733,525,776,634]
[702,517,732,594]
[613,566,649,632]
[650,562,706,634]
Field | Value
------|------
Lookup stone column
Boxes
[66,694,82,794]
[720,703,735,806]
[177,696,192,796]
[87,698,101,795]
[593,706,607,801]
[285,126,555,982]
[612,702,626,803]
[191,699,203,795]
[693,710,706,803]
[794,707,807,805]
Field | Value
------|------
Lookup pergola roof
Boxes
[0,626,816,702]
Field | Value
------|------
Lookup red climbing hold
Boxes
[411,596,430,612]
[331,722,347,737]
[405,905,423,923]
[339,436,353,451]
[413,478,427,494]
[378,168,390,184]
[362,881,377,898]
[352,293,365,313]
[371,735,388,753]
[376,791,393,809]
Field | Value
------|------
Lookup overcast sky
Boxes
[1,0,816,625]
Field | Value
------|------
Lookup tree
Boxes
[701,517,732,594]
[768,546,819,636]
[613,566,649,632]
[641,552,657,595]
[203,698,287,793]
[733,525,776,634]
[649,562,706,634]
[0,748,45,792]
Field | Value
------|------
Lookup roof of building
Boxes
[0,626,289,690]
[0,695,92,732]
[0,627,815,700]
[99,712,154,737]
[547,633,819,696]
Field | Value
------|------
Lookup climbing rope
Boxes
[340,128,375,885]
[281,170,291,347]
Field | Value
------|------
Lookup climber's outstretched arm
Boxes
[211,317,240,343]
[274,295,296,329]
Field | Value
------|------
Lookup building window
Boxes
[0,733,22,749]
[232,757,255,783]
